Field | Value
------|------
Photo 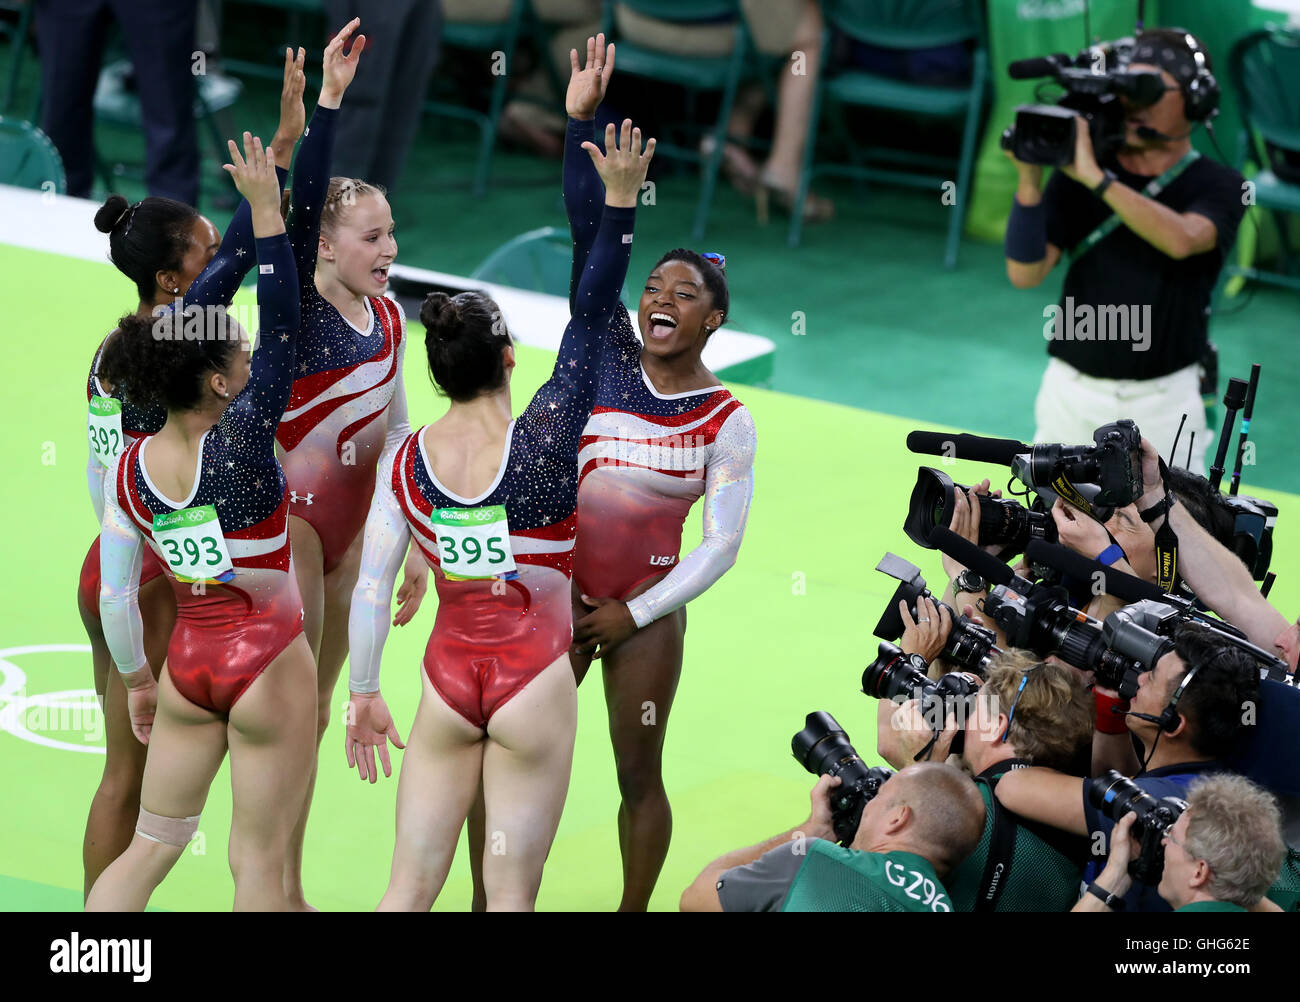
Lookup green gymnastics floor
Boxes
[2,242,1298,912]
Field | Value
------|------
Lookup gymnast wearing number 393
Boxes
[343,116,654,910]
[86,134,314,912]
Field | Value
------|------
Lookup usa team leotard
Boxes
[347,201,638,728]
[562,119,756,627]
[99,233,304,714]
[80,177,285,620]
[274,106,410,572]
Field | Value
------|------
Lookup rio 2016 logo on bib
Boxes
[152,505,235,584]
[430,506,517,582]
[88,396,124,468]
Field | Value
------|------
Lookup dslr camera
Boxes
[1086,770,1188,884]
[792,711,894,845]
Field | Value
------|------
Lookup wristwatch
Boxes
[1092,170,1117,198]
[954,569,987,594]
[1086,881,1126,911]
[905,653,929,674]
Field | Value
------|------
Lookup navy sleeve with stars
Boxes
[183,165,290,308]
[286,105,338,290]
[518,203,636,465]
[564,117,604,316]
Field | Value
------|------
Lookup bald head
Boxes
[852,762,986,876]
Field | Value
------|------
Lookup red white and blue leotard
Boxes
[99,234,303,714]
[347,202,638,728]
[562,119,756,628]
[275,106,410,572]
[81,181,282,620]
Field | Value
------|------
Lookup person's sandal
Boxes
[700,135,761,196]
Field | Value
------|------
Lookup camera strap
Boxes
[1067,151,1201,265]
[973,775,1019,912]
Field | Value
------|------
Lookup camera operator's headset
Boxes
[1127,663,1201,734]
[1121,29,1221,126]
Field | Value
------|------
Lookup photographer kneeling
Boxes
[995,621,1262,911]
[877,651,1095,910]
[680,763,984,912]
[1073,774,1286,912]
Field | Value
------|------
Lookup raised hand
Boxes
[272,46,307,168]
[583,119,656,209]
[321,17,366,108]
[567,33,615,121]
[223,132,282,234]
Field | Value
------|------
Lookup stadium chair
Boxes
[92,57,243,196]
[599,0,754,241]
[472,224,631,302]
[1225,26,1300,296]
[788,0,989,268]
[1,0,34,116]
[0,115,66,193]
[428,0,529,197]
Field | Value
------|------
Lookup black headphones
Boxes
[1127,663,1201,733]
[1130,28,1221,123]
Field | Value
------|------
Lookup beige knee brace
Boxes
[136,808,201,847]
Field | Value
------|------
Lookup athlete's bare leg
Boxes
[283,514,326,905]
[80,576,175,898]
[379,671,485,911]
[85,668,228,911]
[480,653,577,911]
[227,634,318,911]
[601,607,685,912]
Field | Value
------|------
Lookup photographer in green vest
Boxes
[680,762,984,912]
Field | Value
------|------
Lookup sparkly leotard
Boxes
[81,176,284,620]
[274,106,410,573]
[562,119,756,629]
[99,234,304,713]
[348,201,638,728]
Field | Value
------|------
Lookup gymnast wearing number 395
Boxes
[343,116,654,911]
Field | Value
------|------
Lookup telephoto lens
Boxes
[861,643,979,757]
[903,467,1052,553]
[1085,770,1188,884]
[792,711,895,845]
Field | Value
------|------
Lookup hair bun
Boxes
[420,292,463,343]
[95,194,130,234]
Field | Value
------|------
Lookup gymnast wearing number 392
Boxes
[343,112,654,911]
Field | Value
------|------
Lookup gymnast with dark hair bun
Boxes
[87,132,312,912]
[77,47,307,900]
[343,110,653,911]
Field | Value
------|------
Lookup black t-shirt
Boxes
[1043,155,1246,381]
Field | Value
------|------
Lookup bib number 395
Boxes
[152,505,235,584]
[88,396,124,468]
[430,505,516,581]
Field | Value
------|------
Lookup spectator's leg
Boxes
[757,0,821,192]
[371,0,444,192]
[35,0,113,198]
[112,0,199,206]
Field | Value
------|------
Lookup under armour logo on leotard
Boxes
[290,491,315,505]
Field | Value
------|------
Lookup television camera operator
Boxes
[1004,28,1247,476]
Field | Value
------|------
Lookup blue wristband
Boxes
[1097,543,1125,567]
[1004,196,1048,263]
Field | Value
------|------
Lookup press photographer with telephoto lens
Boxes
[994,621,1266,912]
[1072,774,1286,912]
[874,650,1094,911]
[1003,28,1247,476]
[679,763,984,912]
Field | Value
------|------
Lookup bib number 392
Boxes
[152,505,235,584]
[431,505,516,581]
[88,396,124,468]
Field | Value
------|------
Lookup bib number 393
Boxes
[153,505,235,584]
[430,505,516,581]
[88,396,124,468]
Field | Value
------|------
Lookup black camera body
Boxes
[1012,420,1144,511]
[1086,770,1188,885]
[792,711,895,846]
[872,553,1000,677]
[1223,494,1277,581]
[1000,41,1166,166]
[861,641,982,759]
